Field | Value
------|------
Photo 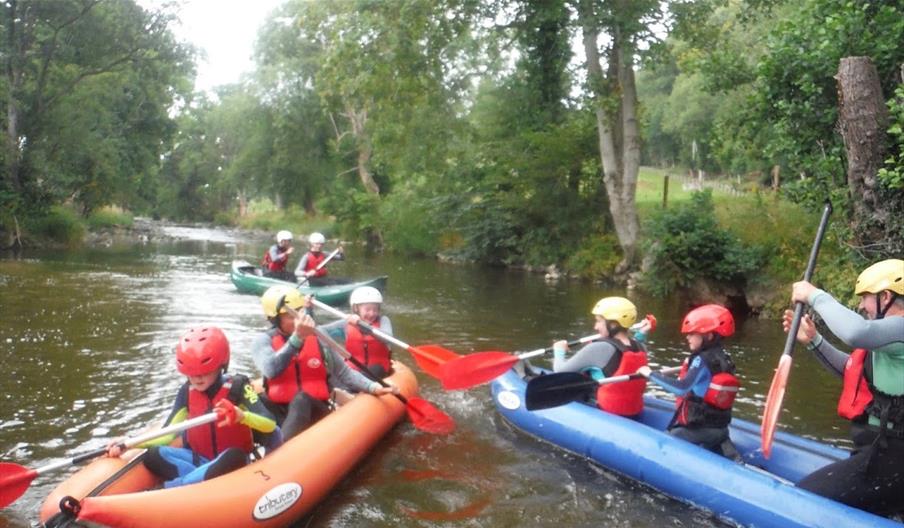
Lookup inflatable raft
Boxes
[491,364,902,528]
[39,362,417,527]
[229,260,388,303]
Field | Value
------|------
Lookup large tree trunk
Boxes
[835,57,890,254]
[577,0,641,272]
[345,105,383,250]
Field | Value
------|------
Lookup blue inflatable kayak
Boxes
[491,365,902,528]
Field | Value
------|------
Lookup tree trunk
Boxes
[4,0,23,194]
[577,0,640,272]
[835,57,889,253]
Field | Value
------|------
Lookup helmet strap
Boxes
[605,320,625,336]
[876,291,897,320]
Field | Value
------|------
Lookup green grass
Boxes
[236,200,337,239]
[86,206,133,229]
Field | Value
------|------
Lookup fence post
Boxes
[662,173,670,209]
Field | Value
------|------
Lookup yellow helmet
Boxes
[855,259,904,295]
[261,285,305,318]
[591,296,637,328]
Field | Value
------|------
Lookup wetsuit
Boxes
[262,244,295,282]
[796,289,904,516]
[138,374,278,489]
[294,250,346,286]
[251,326,380,439]
[648,341,739,458]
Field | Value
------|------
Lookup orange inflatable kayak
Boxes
[39,362,417,527]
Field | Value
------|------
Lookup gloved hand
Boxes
[215,399,242,427]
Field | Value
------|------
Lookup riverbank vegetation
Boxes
[1,0,900,314]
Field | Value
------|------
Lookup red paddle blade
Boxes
[404,397,456,435]
[0,463,38,508]
[761,354,792,459]
[439,352,518,391]
[407,344,461,380]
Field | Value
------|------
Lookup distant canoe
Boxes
[229,260,387,306]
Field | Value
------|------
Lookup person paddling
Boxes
[552,297,652,417]
[106,327,279,488]
[783,258,904,516]
[294,232,345,286]
[251,286,397,440]
[262,230,296,282]
[637,304,741,459]
[321,286,394,379]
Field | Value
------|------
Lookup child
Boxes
[322,286,394,379]
[637,304,740,459]
[107,327,278,488]
[294,232,344,286]
[553,296,652,417]
[251,286,396,440]
[262,230,295,281]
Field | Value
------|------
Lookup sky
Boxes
[160,0,288,93]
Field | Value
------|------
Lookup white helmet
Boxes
[350,286,382,306]
[276,230,293,242]
[309,232,326,244]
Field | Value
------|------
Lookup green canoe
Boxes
[229,260,388,306]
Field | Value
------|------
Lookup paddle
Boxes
[312,325,455,435]
[525,366,682,411]
[296,247,342,285]
[438,334,602,391]
[0,412,219,508]
[761,201,832,458]
[309,297,460,380]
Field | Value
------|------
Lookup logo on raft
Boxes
[496,390,521,410]
[252,482,303,520]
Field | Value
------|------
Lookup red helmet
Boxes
[175,327,230,376]
[681,304,734,337]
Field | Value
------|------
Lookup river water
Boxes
[0,225,850,527]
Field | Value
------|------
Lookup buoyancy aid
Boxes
[596,338,648,416]
[838,348,904,438]
[674,345,739,428]
[345,322,391,373]
[264,333,330,404]
[185,375,254,460]
[303,251,327,277]
[261,245,288,272]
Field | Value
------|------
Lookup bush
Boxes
[378,191,441,256]
[26,205,86,245]
[566,234,622,280]
[640,190,763,296]
[86,206,133,229]
[237,201,335,239]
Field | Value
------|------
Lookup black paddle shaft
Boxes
[782,201,832,358]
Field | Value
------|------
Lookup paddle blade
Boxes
[407,344,461,380]
[439,352,518,391]
[0,463,37,508]
[404,397,456,435]
[524,372,598,411]
[761,354,792,459]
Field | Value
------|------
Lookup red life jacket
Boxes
[596,338,648,416]
[185,376,254,460]
[261,245,288,272]
[674,345,739,428]
[265,333,330,404]
[838,348,874,420]
[345,321,392,373]
[303,251,328,277]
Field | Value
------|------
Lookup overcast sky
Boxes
[159,0,287,92]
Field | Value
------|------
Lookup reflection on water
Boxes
[0,226,849,527]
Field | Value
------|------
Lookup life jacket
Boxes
[346,321,391,373]
[185,375,254,460]
[261,245,287,272]
[674,345,739,428]
[303,251,327,277]
[264,333,330,404]
[596,338,648,416]
[838,348,904,439]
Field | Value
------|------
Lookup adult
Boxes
[553,296,650,417]
[783,258,904,516]
[251,286,396,440]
